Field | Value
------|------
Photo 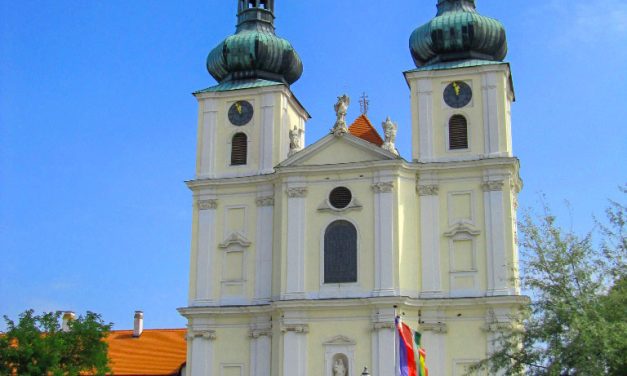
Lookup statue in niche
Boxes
[381,116,399,156]
[288,126,303,156]
[332,94,350,136]
[333,358,347,376]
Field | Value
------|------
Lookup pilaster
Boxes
[250,317,272,376]
[260,93,276,174]
[372,175,396,297]
[418,175,443,298]
[283,179,307,300]
[188,329,217,376]
[371,308,396,376]
[254,185,274,304]
[481,72,503,158]
[416,79,435,162]
[198,99,218,179]
[482,177,509,296]
[194,198,219,306]
[281,313,308,376]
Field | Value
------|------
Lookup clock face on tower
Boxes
[443,81,472,108]
[228,100,254,126]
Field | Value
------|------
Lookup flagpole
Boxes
[394,305,398,376]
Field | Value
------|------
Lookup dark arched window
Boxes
[449,115,468,150]
[324,220,357,284]
[231,133,248,165]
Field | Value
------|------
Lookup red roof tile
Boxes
[348,114,384,146]
[105,329,186,376]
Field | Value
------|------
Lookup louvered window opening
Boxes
[329,187,352,209]
[231,133,248,165]
[324,220,357,284]
[449,115,468,150]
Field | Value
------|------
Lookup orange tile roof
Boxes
[105,329,187,376]
[348,114,384,146]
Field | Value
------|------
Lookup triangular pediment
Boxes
[279,133,398,168]
[323,335,356,346]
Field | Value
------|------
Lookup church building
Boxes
[178,0,525,375]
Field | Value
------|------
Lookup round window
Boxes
[329,187,352,209]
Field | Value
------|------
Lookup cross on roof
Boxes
[359,92,370,115]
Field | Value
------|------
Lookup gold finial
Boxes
[359,92,370,115]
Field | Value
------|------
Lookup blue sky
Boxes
[1,0,626,330]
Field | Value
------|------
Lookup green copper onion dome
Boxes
[410,0,507,67]
[207,0,303,85]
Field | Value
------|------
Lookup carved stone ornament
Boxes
[482,180,505,192]
[381,117,399,156]
[371,182,394,193]
[331,94,350,136]
[482,321,514,333]
[371,322,395,331]
[189,330,217,340]
[280,324,309,334]
[197,199,218,210]
[419,322,448,334]
[417,184,439,196]
[218,232,252,248]
[256,196,275,207]
[286,187,308,198]
[249,328,273,338]
[443,222,481,238]
[288,126,304,157]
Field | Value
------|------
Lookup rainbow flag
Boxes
[396,317,429,376]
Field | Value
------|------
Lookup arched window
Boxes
[231,133,248,165]
[449,115,468,150]
[324,220,357,284]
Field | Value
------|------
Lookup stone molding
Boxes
[371,322,395,331]
[417,184,439,196]
[218,232,252,248]
[286,187,308,198]
[419,322,448,334]
[482,180,505,192]
[198,199,218,210]
[443,222,481,238]
[281,324,309,334]
[482,322,514,333]
[256,196,275,207]
[188,329,217,341]
[249,328,273,338]
[371,182,394,193]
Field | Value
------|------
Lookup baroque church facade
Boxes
[178,0,525,375]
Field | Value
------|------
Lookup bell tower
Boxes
[406,0,514,163]
[195,0,308,180]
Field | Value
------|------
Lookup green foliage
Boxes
[468,191,627,375]
[0,310,112,376]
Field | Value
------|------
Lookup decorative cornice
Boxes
[219,232,252,248]
[323,335,356,346]
[482,180,505,192]
[417,184,439,196]
[371,182,394,193]
[286,187,308,198]
[249,328,273,338]
[280,324,309,334]
[198,199,218,210]
[372,322,395,331]
[419,322,448,334]
[256,196,275,207]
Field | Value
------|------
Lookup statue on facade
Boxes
[381,116,399,156]
[288,126,303,156]
[333,358,347,376]
[332,94,350,136]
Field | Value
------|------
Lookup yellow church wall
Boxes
[397,173,421,295]
[212,325,252,375]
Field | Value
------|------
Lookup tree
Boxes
[0,310,112,376]
[469,191,627,375]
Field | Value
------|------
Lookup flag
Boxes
[396,317,429,376]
